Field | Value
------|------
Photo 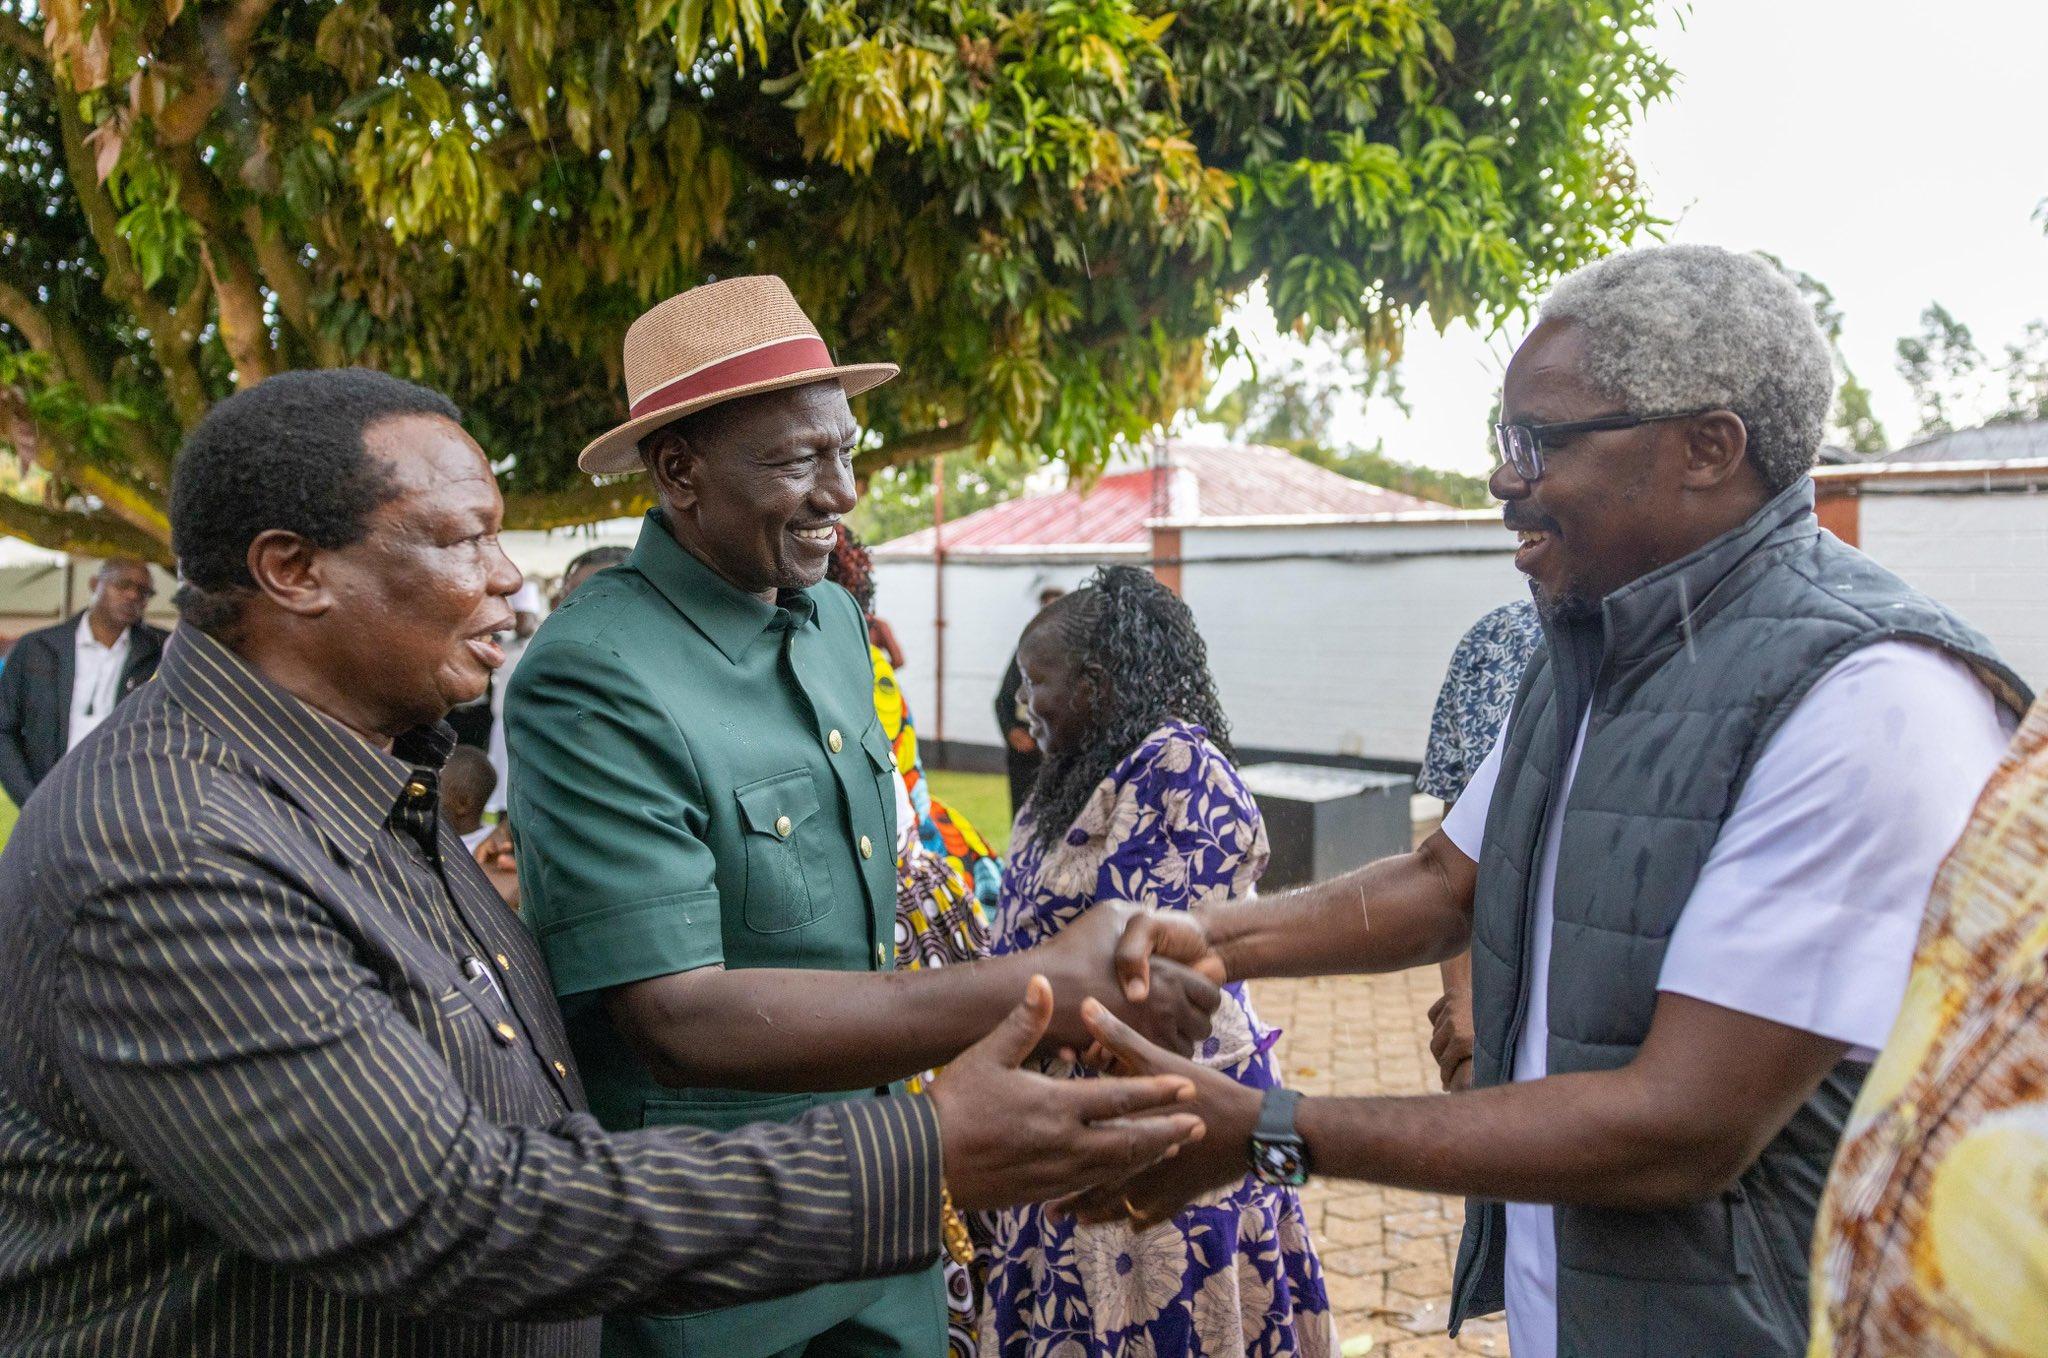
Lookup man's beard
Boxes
[1534,585,1600,626]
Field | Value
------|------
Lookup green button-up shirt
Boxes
[507,510,910,1354]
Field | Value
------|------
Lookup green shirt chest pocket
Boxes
[734,768,824,934]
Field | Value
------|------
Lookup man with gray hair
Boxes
[1059,243,2032,1357]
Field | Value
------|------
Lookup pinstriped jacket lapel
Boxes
[158,627,423,865]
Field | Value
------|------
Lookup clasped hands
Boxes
[1023,899,1227,1060]
[1034,904,1271,1228]
[925,903,1259,1218]
[1051,905,1268,1228]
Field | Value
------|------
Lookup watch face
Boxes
[1253,1139,1308,1187]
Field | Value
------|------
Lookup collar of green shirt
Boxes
[627,508,822,666]
[158,625,457,865]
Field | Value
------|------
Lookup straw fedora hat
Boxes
[578,275,898,475]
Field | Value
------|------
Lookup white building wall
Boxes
[869,488,2048,769]
[1177,518,1524,764]
[1858,491,2048,687]
[872,520,1524,765]
[870,555,1116,749]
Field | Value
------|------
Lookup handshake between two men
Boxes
[865,899,1232,1214]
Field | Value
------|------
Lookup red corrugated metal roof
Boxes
[874,440,1446,555]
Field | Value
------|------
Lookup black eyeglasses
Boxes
[1493,407,1725,482]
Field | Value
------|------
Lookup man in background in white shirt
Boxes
[0,557,166,807]
[1067,245,2030,1358]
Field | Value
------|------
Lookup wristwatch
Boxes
[1249,1087,1310,1186]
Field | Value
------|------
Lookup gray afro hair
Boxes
[1538,244,1833,494]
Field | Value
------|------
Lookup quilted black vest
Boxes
[1448,479,2029,1355]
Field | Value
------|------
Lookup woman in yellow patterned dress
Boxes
[1808,691,2048,1357]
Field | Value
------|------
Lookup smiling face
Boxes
[1016,615,1100,758]
[1491,319,1707,618]
[311,414,522,734]
[646,380,860,600]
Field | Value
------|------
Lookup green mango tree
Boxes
[0,0,1670,562]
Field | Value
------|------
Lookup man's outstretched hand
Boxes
[1032,903,1225,1058]
[1049,998,1264,1229]
[927,976,1208,1213]
[1107,903,1225,1001]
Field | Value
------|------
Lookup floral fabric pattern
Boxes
[984,721,1335,1358]
[1808,694,2048,1357]
[1415,599,1540,803]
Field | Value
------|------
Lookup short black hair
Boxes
[440,745,497,817]
[169,369,460,636]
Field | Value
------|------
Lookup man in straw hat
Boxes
[506,277,1227,1357]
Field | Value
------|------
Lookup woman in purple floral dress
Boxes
[982,566,1334,1358]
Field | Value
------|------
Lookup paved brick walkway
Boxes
[1253,968,1511,1357]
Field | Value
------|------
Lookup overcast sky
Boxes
[1213,0,2048,477]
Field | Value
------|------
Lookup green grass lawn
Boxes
[0,795,14,851]
[926,769,1014,857]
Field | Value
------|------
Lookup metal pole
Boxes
[931,455,947,753]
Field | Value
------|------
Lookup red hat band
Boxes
[628,336,835,422]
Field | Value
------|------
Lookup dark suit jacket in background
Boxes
[0,625,941,1356]
[0,611,165,805]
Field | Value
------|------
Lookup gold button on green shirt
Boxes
[508,511,919,1356]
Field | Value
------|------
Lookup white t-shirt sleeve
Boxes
[1656,641,2014,1058]
[1439,722,1507,862]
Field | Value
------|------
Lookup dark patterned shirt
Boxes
[0,626,941,1356]
[1415,599,1542,804]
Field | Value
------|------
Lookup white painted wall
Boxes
[869,490,2048,768]
[870,554,1125,748]
[1859,491,2048,688]
[1177,518,1524,763]
[873,520,1524,764]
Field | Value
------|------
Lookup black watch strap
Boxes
[1249,1087,1309,1186]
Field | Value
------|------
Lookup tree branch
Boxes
[852,422,979,476]
[168,145,275,387]
[51,89,211,431]
[501,479,655,531]
[243,205,343,367]
[0,278,173,490]
[0,11,44,65]
[0,278,56,355]
[153,0,279,145]
[0,389,172,547]
[0,494,172,564]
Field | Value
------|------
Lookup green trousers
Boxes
[602,1263,947,1358]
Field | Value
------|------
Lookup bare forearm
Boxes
[615,957,1038,1093]
[1208,836,1473,982]
[1296,1072,1748,1211]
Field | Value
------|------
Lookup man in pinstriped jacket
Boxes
[0,370,1205,1357]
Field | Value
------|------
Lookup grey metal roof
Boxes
[1877,420,2048,464]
